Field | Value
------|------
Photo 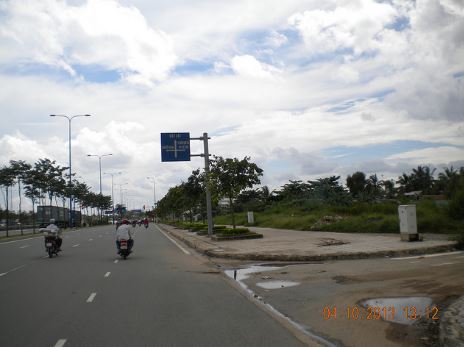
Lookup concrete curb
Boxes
[159,224,458,262]
[440,296,464,347]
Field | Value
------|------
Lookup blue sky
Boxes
[0,0,463,208]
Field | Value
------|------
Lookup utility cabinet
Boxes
[398,205,421,241]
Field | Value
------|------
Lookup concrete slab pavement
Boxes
[159,224,458,261]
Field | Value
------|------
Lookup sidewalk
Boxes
[159,224,457,261]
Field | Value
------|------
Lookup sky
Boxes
[0,0,463,210]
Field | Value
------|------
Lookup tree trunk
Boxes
[229,196,236,229]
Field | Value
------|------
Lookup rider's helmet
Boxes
[121,219,129,225]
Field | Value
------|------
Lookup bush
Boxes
[454,232,464,249]
[218,227,250,236]
[449,190,464,220]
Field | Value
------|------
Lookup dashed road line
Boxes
[86,293,97,303]
[54,339,67,347]
[104,272,111,278]
[19,245,30,249]
[0,264,26,276]
[0,237,39,245]
[114,260,119,264]
[409,261,420,264]
[432,262,455,267]
[72,244,80,248]
[88,238,93,241]
[154,225,190,255]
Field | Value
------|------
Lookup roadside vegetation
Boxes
[0,158,112,234]
[156,158,464,237]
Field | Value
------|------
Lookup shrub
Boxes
[449,190,464,220]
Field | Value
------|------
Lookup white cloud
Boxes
[230,55,280,79]
[386,146,464,164]
[0,0,177,84]
[288,0,397,55]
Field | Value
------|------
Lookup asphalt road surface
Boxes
[0,224,305,347]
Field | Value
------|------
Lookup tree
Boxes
[364,174,382,200]
[346,171,366,198]
[23,167,42,233]
[397,165,436,195]
[210,156,263,229]
[0,165,16,236]
[9,160,32,235]
[308,176,351,205]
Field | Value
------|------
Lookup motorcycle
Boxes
[144,223,148,229]
[44,233,60,258]
[119,239,132,260]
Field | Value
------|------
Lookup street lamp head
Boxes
[84,114,91,117]
[49,114,56,117]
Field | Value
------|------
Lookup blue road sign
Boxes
[161,132,191,162]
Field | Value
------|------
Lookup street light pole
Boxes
[104,172,121,224]
[87,153,112,221]
[50,114,91,228]
[146,176,156,209]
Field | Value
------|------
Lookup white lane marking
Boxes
[72,244,80,248]
[432,262,455,267]
[54,339,67,347]
[42,256,49,259]
[86,293,97,303]
[0,237,40,245]
[19,245,30,249]
[88,238,93,241]
[114,260,119,264]
[154,225,190,255]
[391,251,463,260]
[104,272,111,278]
[9,264,26,272]
[410,261,420,264]
[1,264,26,276]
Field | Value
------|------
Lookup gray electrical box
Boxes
[398,205,420,241]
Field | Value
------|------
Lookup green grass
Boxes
[214,200,464,234]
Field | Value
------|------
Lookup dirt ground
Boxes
[216,252,464,347]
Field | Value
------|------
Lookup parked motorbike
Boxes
[44,233,60,258]
[119,239,132,260]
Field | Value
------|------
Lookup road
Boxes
[0,224,306,347]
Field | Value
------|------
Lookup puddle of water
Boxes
[256,281,300,289]
[224,265,281,282]
[362,297,433,325]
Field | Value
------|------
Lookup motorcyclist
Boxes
[143,218,149,228]
[45,219,62,251]
[115,219,134,254]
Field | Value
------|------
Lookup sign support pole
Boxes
[202,133,214,236]
[162,131,214,236]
